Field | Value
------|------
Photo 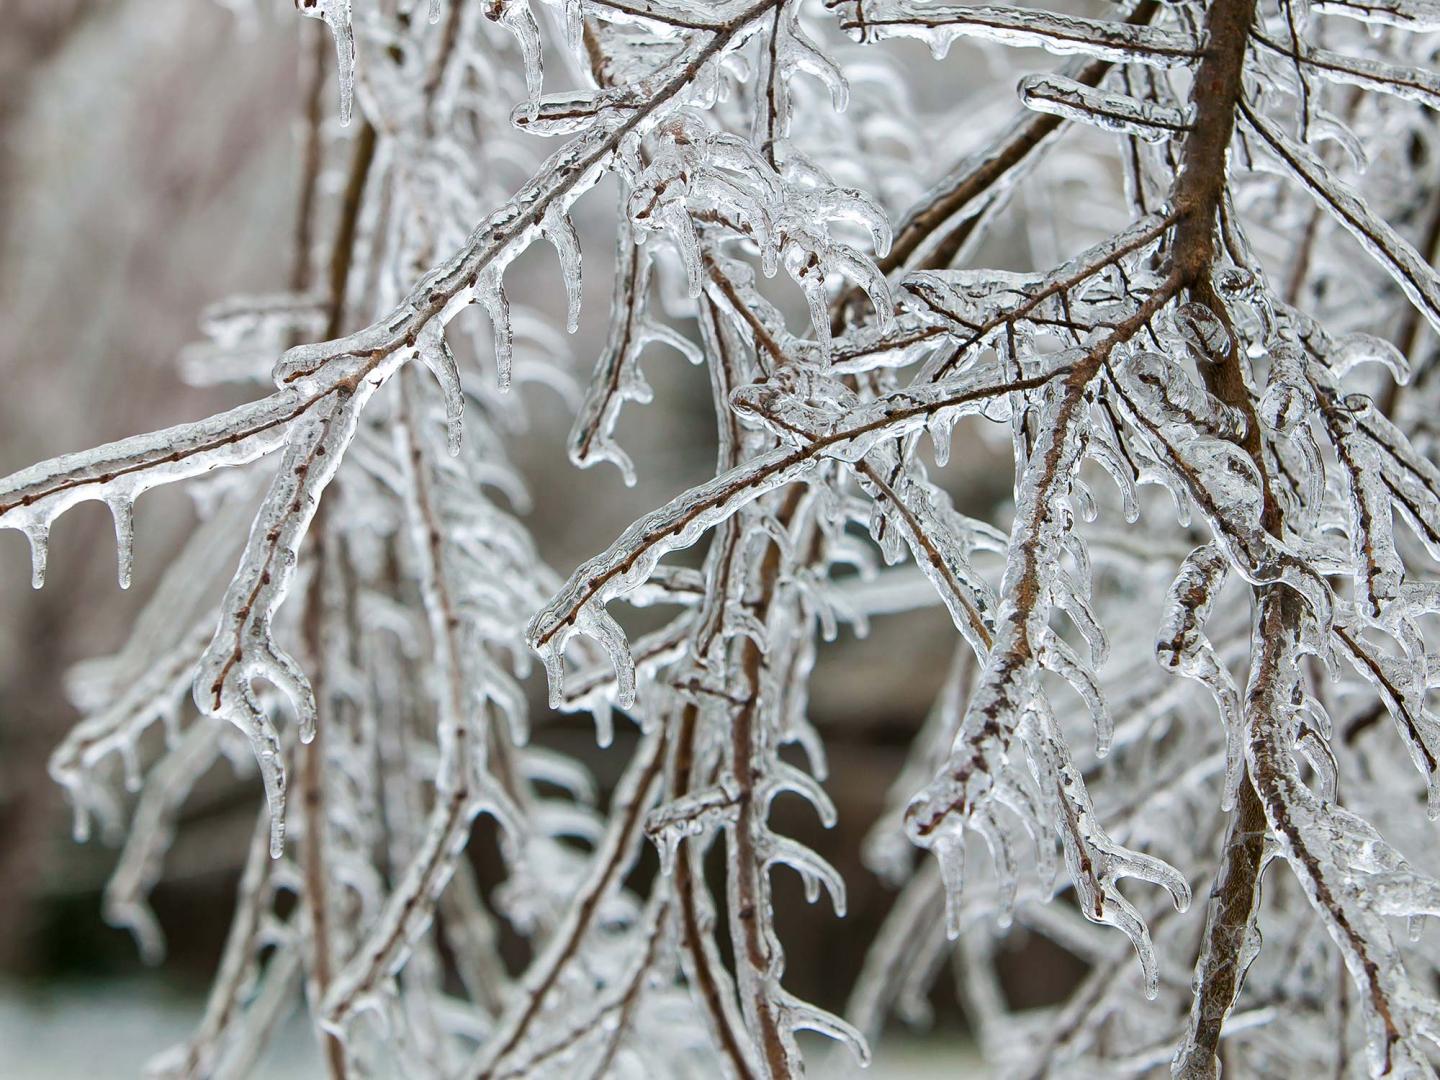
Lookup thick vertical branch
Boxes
[671,698,760,1079]
[289,99,381,1074]
[1173,784,1267,1078]
[724,487,806,1079]
[324,119,378,340]
[292,25,330,298]
[1169,0,1259,290]
[299,532,348,1080]
[1164,0,1287,1072]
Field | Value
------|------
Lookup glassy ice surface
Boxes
[5,0,1440,1075]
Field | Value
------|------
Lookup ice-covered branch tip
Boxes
[0,393,301,589]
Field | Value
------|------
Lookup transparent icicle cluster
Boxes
[8,0,1440,1075]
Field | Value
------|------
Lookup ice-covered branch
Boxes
[828,0,1199,67]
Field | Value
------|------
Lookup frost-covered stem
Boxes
[930,211,1177,379]
[1025,903,1189,1078]
[1244,591,1409,1074]
[322,386,498,1033]
[580,899,672,1079]
[324,119,378,339]
[292,24,330,298]
[1172,784,1267,1078]
[1282,89,1364,308]
[759,1,787,169]
[674,299,766,1078]
[529,366,1068,646]
[854,459,993,648]
[278,0,785,384]
[725,502,800,1079]
[1170,259,1280,1080]
[670,701,759,1078]
[487,898,672,1080]
[711,457,812,1080]
[438,858,508,1017]
[420,0,468,122]
[906,275,1179,834]
[298,523,347,1080]
[907,0,1254,996]
[844,861,946,1043]
[1396,192,1440,364]
[400,371,522,808]
[290,106,379,1070]
[1169,0,1257,292]
[211,951,304,1080]
[1335,952,1350,1078]
[103,723,221,965]
[1383,186,1440,414]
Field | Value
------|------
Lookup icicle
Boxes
[108,497,136,590]
[1040,631,1112,756]
[121,740,142,793]
[593,699,614,748]
[70,802,92,845]
[766,760,838,827]
[1329,332,1410,383]
[1260,340,1315,436]
[769,835,847,915]
[785,244,834,364]
[660,205,705,299]
[544,210,584,333]
[486,1,544,104]
[24,521,48,589]
[1071,476,1097,522]
[1050,569,1107,669]
[476,273,514,391]
[1028,703,1191,997]
[1156,544,1243,809]
[977,811,1021,926]
[580,605,636,710]
[296,0,356,126]
[562,0,585,52]
[929,410,956,466]
[416,326,464,455]
[782,992,872,1066]
[930,827,968,939]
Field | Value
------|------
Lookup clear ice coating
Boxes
[296,0,357,125]
[6,0,1440,1076]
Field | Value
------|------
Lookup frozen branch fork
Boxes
[7,0,1440,1074]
